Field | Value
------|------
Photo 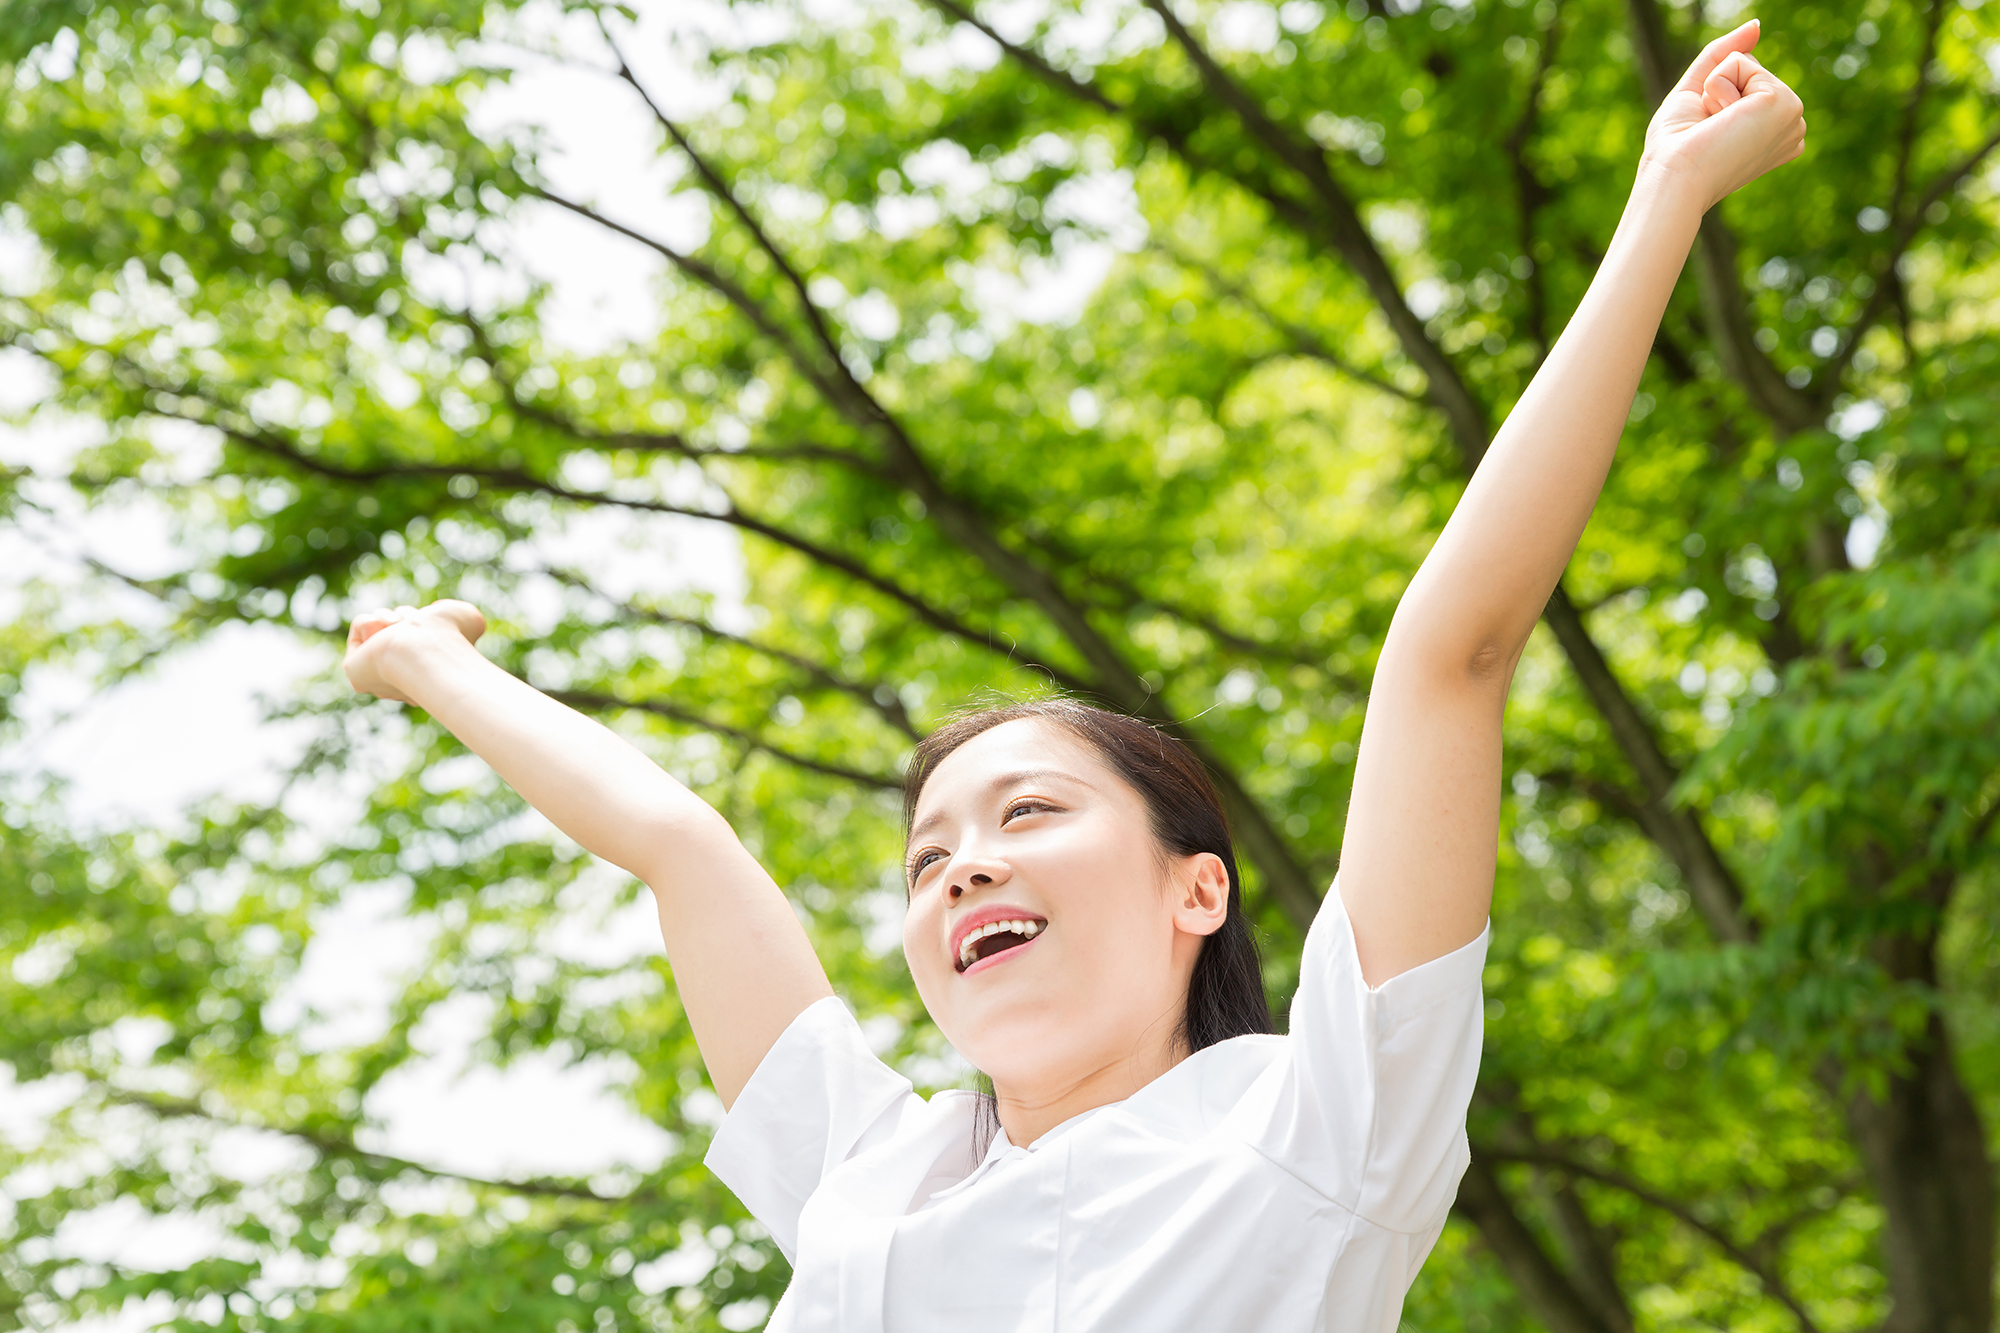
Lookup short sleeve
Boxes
[704,996,919,1261]
[1250,879,1488,1233]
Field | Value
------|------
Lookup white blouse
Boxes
[707,884,1488,1332]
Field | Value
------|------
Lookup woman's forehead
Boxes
[909,719,1106,828]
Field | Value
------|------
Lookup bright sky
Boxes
[1,1,1129,1322]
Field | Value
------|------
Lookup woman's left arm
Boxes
[1338,21,1806,985]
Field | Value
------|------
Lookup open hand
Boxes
[1644,20,1806,211]
[344,599,487,702]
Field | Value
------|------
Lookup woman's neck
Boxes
[992,1039,1184,1147]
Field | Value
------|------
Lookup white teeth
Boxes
[957,918,1045,970]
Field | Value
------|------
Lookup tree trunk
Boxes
[1831,1011,1996,1333]
[1455,1155,1622,1333]
[1546,1176,1634,1333]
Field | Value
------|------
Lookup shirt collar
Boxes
[918,1100,1118,1209]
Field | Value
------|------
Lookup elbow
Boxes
[1465,639,1520,686]
[1382,615,1524,693]
[630,803,740,884]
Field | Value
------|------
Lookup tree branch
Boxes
[1075,564,1369,695]
[125,380,1066,687]
[927,0,1749,944]
[1533,767,1649,827]
[546,688,902,790]
[922,0,1120,114]
[1545,1174,1634,1333]
[1543,585,1752,941]
[1505,3,1568,359]
[541,37,1332,926]
[1454,1153,1624,1333]
[1970,790,2000,852]
[456,312,884,477]
[1134,0,1494,459]
[1822,119,2000,387]
[529,186,867,420]
[528,191,1137,710]
[1889,0,1949,218]
[923,0,1477,442]
[1485,1146,1825,1333]
[540,566,923,741]
[104,1088,634,1203]
[601,22,859,407]
[1155,244,1423,402]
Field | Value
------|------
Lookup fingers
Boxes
[1697,46,1805,130]
[347,608,400,648]
[347,600,488,661]
[1701,56,1749,116]
[349,600,487,645]
[1744,61,1804,119]
[1675,18,1761,97]
[347,604,418,648]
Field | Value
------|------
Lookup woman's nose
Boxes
[947,871,994,903]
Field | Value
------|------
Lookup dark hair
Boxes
[903,698,1273,1145]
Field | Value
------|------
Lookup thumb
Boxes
[430,599,488,644]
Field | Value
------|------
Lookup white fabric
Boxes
[706,883,1488,1332]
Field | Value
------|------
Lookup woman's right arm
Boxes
[344,600,833,1107]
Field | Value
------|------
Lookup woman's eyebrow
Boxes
[907,767,1093,844]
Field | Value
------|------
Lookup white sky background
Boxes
[1,0,1131,1321]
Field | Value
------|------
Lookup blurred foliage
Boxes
[2,0,1999,1330]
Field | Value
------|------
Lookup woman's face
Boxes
[902,718,1218,1096]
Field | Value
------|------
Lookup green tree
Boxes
[4,0,2000,1330]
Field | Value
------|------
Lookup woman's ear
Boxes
[1171,852,1230,938]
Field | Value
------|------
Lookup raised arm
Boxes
[343,600,833,1106]
[1338,22,1805,984]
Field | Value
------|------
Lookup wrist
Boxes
[1633,149,1715,218]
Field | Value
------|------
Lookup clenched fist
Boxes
[344,599,488,703]
[1644,20,1807,211]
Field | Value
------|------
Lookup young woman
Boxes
[343,25,1804,1331]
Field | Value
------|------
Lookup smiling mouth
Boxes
[956,919,1046,973]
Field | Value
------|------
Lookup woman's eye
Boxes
[1005,800,1053,821]
[911,849,944,876]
